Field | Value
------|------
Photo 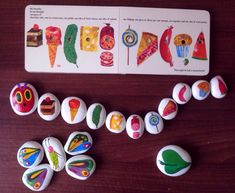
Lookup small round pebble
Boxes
[156,145,192,177]
[61,96,87,124]
[172,83,192,104]
[126,114,144,139]
[9,82,38,116]
[37,93,61,121]
[22,164,53,191]
[105,111,126,133]
[64,131,93,155]
[42,137,67,172]
[86,103,106,129]
[65,155,96,180]
[144,111,164,134]
[17,141,44,168]
[158,98,178,120]
[192,80,210,100]
[210,75,228,99]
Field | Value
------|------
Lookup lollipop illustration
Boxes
[122,25,138,65]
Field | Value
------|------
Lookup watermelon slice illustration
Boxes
[192,32,208,60]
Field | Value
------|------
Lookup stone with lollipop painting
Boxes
[61,97,87,124]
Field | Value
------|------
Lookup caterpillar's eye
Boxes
[16,91,23,104]
[24,89,32,101]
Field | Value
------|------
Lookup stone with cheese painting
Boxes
[9,82,38,116]
[126,114,144,139]
[172,83,192,105]
[37,93,61,121]
[105,111,126,133]
[158,98,178,120]
[156,145,192,177]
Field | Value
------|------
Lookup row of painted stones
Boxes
[10,75,227,139]
[17,132,95,191]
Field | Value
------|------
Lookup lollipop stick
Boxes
[127,47,130,65]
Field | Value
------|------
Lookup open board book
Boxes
[25,5,210,75]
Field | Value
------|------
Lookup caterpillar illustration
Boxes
[64,24,78,67]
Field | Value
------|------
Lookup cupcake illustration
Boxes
[174,34,192,58]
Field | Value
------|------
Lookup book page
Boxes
[25,5,119,74]
[119,7,210,75]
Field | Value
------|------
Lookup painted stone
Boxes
[17,141,44,168]
[144,111,164,134]
[9,82,38,116]
[210,75,228,99]
[105,111,126,133]
[172,83,192,104]
[37,93,61,121]
[192,80,210,100]
[65,155,96,180]
[126,115,144,139]
[158,98,178,120]
[22,163,53,191]
[42,137,66,172]
[64,131,93,155]
[86,103,106,129]
[156,145,192,177]
[61,97,87,124]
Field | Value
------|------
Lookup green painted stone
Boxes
[156,145,192,177]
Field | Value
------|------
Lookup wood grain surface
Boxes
[0,0,235,193]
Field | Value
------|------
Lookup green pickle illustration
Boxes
[64,24,78,67]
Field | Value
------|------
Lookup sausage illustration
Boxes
[160,26,173,67]
[64,24,78,67]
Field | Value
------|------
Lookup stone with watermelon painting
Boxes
[210,75,228,99]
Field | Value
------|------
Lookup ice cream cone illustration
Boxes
[48,44,58,67]
[69,99,80,122]
[46,26,62,67]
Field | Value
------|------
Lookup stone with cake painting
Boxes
[64,131,93,155]
[158,98,178,120]
[22,163,53,191]
[9,82,38,116]
[192,80,210,100]
[105,111,126,133]
[86,103,106,130]
[126,114,144,139]
[17,141,44,168]
[61,96,87,124]
[65,155,96,180]
[26,24,43,47]
[210,75,228,99]
[42,137,67,172]
[144,111,164,134]
[172,83,192,105]
[156,145,192,177]
[37,93,61,121]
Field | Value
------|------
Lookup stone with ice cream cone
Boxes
[61,96,87,124]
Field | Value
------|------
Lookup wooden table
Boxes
[0,0,235,192]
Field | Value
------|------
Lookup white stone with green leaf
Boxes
[156,145,192,177]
